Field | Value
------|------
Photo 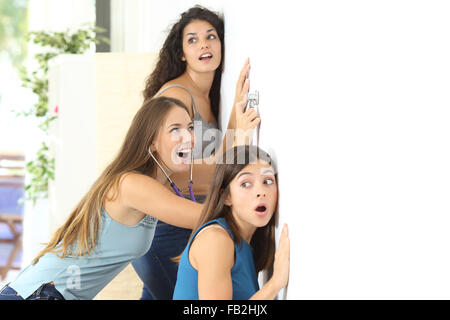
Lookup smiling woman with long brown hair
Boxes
[0,95,259,300]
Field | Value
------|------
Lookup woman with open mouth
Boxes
[0,96,258,300]
[173,145,290,300]
[133,5,258,300]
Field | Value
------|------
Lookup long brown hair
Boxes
[32,97,189,264]
[180,145,278,272]
[143,5,224,120]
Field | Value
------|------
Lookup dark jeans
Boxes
[131,220,192,300]
[0,282,65,300]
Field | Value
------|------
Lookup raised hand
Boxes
[232,59,260,146]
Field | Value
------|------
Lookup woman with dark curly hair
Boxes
[131,6,257,300]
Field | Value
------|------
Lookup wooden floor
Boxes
[94,264,143,300]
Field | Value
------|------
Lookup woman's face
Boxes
[152,106,194,173]
[181,19,222,73]
[225,160,278,231]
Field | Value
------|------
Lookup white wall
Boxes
[222,0,450,299]
[132,0,450,299]
[28,0,95,33]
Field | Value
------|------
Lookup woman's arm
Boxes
[190,227,235,299]
[119,172,203,229]
[192,224,290,300]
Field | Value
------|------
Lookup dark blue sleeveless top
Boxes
[173,218,259,300]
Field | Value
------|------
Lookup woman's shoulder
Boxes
[197,221,232,241]
[106,171,158,211]
[119,171,154,183]
[158,78,193,98]
[157,80,195,116]
[189,221,234,269]
[191,221,234,253]
[118,171,159,195]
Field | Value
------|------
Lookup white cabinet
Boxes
[48,53,157,233]
[48,54,96,233]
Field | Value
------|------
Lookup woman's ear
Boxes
[181,55,186,62]
[149,143,157,154]
[223,192,232,207]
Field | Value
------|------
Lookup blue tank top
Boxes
[9,207,157,300]
[173,217,259,300]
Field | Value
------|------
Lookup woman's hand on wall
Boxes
[250,224,290,300]
[272,224,290,291]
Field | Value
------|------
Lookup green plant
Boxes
[18,25,108,204]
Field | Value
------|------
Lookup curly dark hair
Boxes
[143,5,225,121]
